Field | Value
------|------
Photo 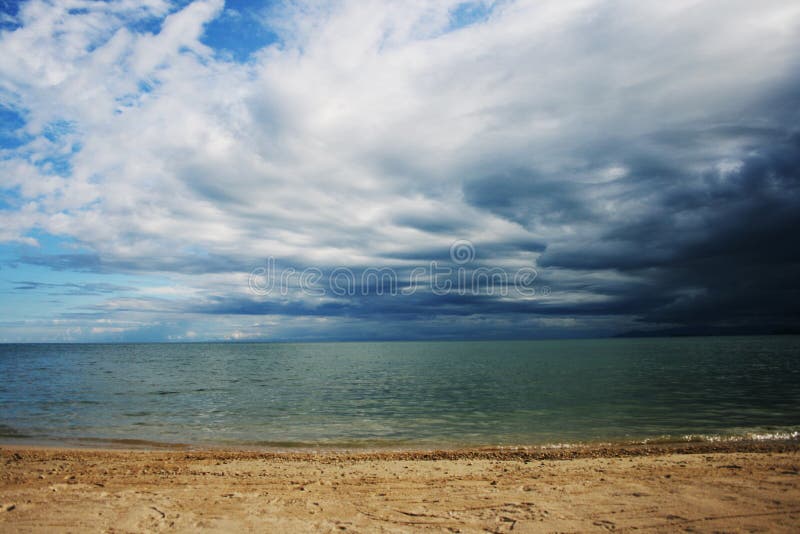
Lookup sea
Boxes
[1,336,799,450]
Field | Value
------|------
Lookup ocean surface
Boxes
[1,337,799,449]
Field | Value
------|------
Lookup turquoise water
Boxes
[1,337,799,449]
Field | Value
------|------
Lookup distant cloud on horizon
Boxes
[1,0,799,342]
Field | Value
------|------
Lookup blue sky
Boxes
[1,0,799,342]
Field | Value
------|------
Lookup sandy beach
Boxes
[1,441,798,532]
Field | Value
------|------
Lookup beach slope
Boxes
[1,442,799,532]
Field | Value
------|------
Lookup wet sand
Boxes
[1,441,799,532]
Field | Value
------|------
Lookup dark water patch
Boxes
[0,424,30,438]
[71,437,190,450]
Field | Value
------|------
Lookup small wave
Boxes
[744,430,800,441]
[636,429,800,446]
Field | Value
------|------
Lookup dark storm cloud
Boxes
[463,168,595,228]
[196,291,668,320]
[17,252,251,275]
[528,131,800,333]
[13,280,136,295]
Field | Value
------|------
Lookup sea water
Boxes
[1,336,799,449]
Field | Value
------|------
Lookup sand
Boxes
[1,441,799,532]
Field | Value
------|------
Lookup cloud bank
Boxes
[1,0,799,341]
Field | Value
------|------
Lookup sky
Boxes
[0,0,799,342]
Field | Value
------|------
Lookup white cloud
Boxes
[1,0,799,339]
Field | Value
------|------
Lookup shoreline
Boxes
[2,440,799,531]
[2,435,799,458]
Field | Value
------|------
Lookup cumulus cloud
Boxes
[1,0,799,341]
